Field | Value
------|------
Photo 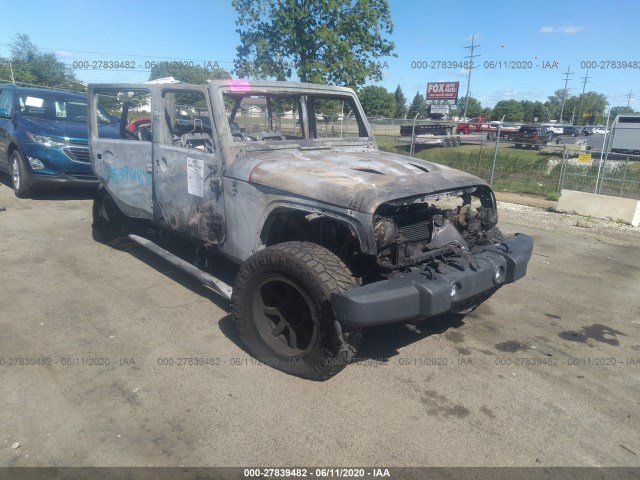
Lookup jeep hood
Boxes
[228,148,488,214]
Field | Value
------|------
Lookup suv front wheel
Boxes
[11,150,31,198]
[232,242,361,380]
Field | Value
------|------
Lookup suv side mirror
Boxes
[0,108,12,119]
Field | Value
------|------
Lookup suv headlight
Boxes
[374,218,398,249]
[26,132,68,147]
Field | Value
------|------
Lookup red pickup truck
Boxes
[456,116,520,138]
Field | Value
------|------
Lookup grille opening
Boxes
[63,146,90,163]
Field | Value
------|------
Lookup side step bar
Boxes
[128,234,233,300]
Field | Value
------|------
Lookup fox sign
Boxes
[425,82,459,105]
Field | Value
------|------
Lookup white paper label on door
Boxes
[187,157,205,197]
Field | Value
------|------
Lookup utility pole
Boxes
[577,70,590,124]
[9,61,15,84]
[558,66,573,123]
[462,34,480,120]
[626,90,633,108]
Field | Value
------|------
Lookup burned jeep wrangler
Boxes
[87,80,533,380]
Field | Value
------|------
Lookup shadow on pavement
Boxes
[0,171,97,201]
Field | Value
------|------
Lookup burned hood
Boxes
[227,148,488,214]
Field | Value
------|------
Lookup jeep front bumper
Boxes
[332,234,533,327]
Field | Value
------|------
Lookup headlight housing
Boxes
[26,132,68,147]
[374,218,398,249]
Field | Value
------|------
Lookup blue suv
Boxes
[0,84,120,198]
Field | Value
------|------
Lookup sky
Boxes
[1,0,639,110]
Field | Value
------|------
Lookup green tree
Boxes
[576,91,608,124]
[457,96,483,118]
[406,91,426,119]
[610,106,635,118]
[492,100,524,122]
[359,85,395,117]
[2,34,82,90]
[232,0,395,88]
[149,63,231,83]
[394,84,407,119]
[520,100,534,122]
[562,96,581,123]
[544,89,565,121]
[530,101,550,122]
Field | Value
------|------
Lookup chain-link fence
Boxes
[557,125,640,200]
[371,117,640,208]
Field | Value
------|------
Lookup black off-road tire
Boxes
[11,150,31,199]
[231,241,362,380]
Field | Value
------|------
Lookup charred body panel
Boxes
[226,148,486,215]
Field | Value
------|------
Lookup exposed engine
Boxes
[374,190,499,270]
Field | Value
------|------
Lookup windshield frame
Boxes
[218,87,373,151]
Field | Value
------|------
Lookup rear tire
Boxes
[11,150,31,199]
[232,242,361,380]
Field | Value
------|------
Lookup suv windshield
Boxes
[19,94,113,124]
[223,91,368,144]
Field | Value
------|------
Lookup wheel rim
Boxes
[12,156,20,190]
[251,275,318,357]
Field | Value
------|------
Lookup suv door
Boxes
[88,86,154,220]
[153,86,225,243]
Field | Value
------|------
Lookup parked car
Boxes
[541,124,564,135]
[512,125,554,149]
[562,126,582,137]
[0,84,120,198]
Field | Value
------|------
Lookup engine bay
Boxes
[373,187,499,270]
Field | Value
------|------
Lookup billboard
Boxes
[425,82,459,105]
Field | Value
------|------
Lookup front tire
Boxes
[11,150,31,199]
[232,242,361,380]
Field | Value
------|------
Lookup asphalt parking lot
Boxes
[1,178,639,468]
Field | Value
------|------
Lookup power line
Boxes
[462,34,480,120]
[558,66,573,122]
